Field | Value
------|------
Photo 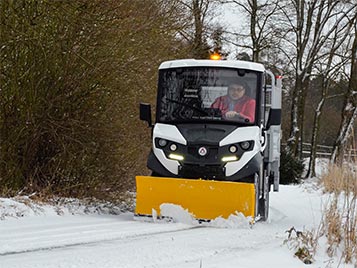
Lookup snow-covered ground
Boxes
[1,165,354,268]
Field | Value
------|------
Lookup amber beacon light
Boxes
[210,53,221,60]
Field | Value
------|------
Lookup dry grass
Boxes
[321,163,357,195]
[320,159,357,264]
[284,227,318,264]
[286,157,357,265]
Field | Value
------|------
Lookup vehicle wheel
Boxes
[258,169,270,221]
[258,188,269,221]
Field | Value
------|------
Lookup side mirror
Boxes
[140,103,153,127]
[266,109,281,129]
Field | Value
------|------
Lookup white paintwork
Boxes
[153,124,263,177]
[159,59,265,73]
[219,126,260,146]
[153,123,187,145]
[153,123,187,175]
[154,60,281,180]
[153,148,180,175]
[219,126,261,177]
[260,129,267,152]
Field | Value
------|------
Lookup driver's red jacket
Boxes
[211,95,256,122]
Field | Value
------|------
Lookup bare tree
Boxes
[224,0,280,62]
[305,17,354,177]
[210,25,230,58]
[280,0,357,158]
[331,20,357,164]
[178,0,219,58]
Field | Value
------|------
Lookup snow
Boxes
[1,175,355,268]
[159,204,196,225]
[158,203,252,228]
[0,159,355,267]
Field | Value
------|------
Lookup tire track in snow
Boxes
[0,224,204,257]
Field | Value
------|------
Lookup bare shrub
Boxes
[324,199,343,257]
[0,0,188,200]
[321,162,357,195]
[320,160,357,264]
[287,159,357,265]
[284,227,319,264]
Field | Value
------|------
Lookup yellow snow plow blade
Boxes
[135,176,256,220]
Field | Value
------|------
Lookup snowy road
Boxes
[0,183,345,268]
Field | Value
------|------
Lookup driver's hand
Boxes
[226,111,238,119]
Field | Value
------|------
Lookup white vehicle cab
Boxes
[137,58,282,222]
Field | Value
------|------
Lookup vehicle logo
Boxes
[198,147,208,156]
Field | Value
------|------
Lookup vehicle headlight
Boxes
[222,155,238,162]
[229,145,237,153]
[158,139,167,147]
[169,153,184,161]
[170,143,177,151]
[240,141,250,150]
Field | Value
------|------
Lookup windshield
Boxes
[157,67,261,124]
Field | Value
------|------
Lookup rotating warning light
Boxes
[210,53,221,60]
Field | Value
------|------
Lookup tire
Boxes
[258,188,269,221]
[258,168,270,221]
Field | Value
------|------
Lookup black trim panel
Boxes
[147,150,179,178]
[147,148,262,183]
[267,109,281,127]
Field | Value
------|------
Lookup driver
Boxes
[211,83,255,122]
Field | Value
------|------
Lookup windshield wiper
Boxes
[165,98,209,116]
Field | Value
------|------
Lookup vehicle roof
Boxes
[159,59,265,72]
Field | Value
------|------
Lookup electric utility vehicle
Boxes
[136,59,281,221]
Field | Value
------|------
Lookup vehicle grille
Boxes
[179,164,224,180]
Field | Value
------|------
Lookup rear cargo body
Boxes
[137,59,282,221]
